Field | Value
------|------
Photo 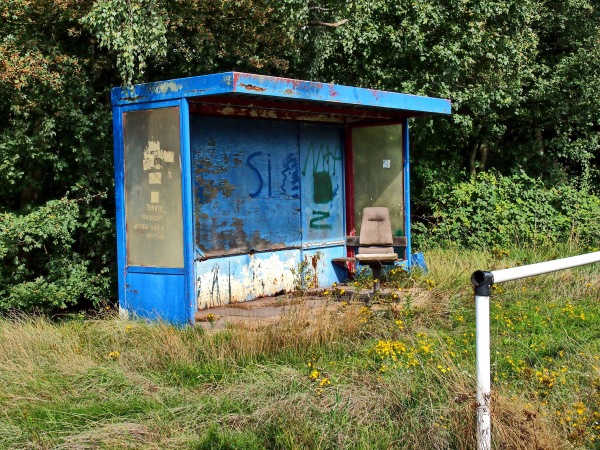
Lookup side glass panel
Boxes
[352,125,404,235]
[123,107,184,267]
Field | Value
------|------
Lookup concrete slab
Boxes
[194,284,400,330]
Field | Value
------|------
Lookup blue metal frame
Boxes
[180,99,195,324]
[112,72,451,115]
[112,106,126,305]
[403,118,412,267]
[113,99,193,324]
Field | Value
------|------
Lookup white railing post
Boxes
[471,271,494,450]
[470,250,600,450]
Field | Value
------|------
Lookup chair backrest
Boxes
[359,207,393,246]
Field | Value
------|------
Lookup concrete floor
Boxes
[194,284,395,330]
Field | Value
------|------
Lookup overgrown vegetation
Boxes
[413,171,600,250]
[1,247,599,449]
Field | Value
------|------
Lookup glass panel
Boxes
[123,107,184,267]
[352,125,404,235]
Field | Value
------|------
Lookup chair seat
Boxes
[355,253,398,263]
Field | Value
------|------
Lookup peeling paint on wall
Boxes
[191,117,346,308]
[191,116,302,257]
[196,251,299,309]
[151,81,183,94]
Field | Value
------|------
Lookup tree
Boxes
[282,0,599,210]
[0,0,303,312]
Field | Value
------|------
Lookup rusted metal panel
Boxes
[191,117,347,305]
[302,246,347,289]
[191,116,302,257]
[195,250,300,309]
[188,96,412,123]
[299,123,345,246]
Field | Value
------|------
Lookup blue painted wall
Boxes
[299,123,345,246]
[191,116,346,307]
[192,117,301,257]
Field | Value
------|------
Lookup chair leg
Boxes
[371,265,383,293]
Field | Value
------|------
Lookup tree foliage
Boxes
[0,0,115,311]
[82,0,168,86]
[414,171,600,249]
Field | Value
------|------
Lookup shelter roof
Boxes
[111,72,451,121]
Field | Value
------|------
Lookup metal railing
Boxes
[470,251,600,450]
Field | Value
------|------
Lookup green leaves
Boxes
[82,0,168,86]
[416,172,600,249]
[0,199,110,311]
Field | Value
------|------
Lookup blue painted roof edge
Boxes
[111,72,451,115]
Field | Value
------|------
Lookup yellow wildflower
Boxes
[320,378,331,387]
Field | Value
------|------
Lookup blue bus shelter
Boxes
[111,72,451,324]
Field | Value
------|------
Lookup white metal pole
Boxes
[491,251,600,284]
[470,250,600,449]
[475,293,491,450]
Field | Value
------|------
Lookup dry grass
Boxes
[1,246,599,449]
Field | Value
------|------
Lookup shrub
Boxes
[414,171,600,249]
[0,198,111,312]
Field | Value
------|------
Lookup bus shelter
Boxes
[111,72,451,324]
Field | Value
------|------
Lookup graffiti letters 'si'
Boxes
[247,151,272,198]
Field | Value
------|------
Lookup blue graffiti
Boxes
[246,152,263,198]
[281,153,300,199]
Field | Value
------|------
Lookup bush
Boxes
[0,198,111,312]
[414,171,600,249]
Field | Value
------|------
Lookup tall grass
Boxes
[0,246,599,449]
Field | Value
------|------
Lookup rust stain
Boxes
[310,254,321,288]
[284,89,294,95]
[217,179,235,198]
[195,251,298,309]
[311,254,319,271]
[240,83,267,93]
[250,230,272,249]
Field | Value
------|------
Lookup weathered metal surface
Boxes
[114,100,195,325]
[188,96,412,122]
[191,116,347,305]
[196,250,300,309]
[299,123,345,246]
[112,72,452,322]
[302,246,347,289]
[192,116,302,257]
[112,72,452,117]
[122,269,187,323]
